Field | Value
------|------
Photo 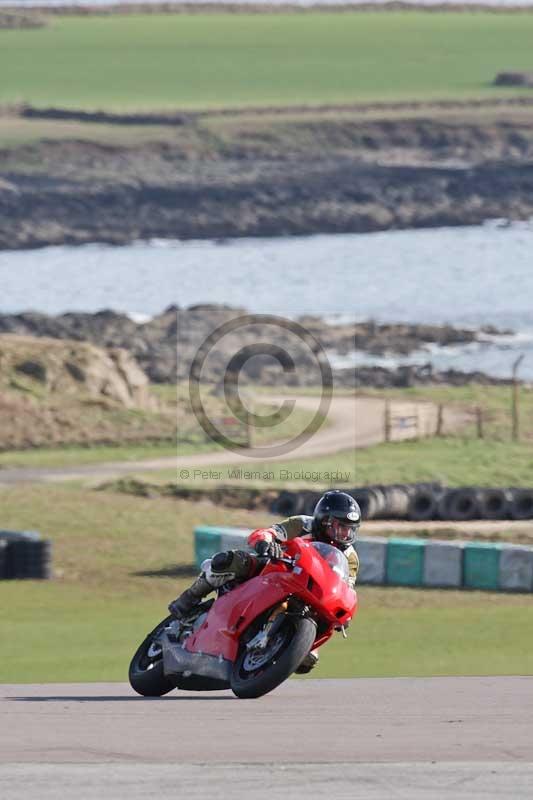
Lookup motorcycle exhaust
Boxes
[161,631,232,683]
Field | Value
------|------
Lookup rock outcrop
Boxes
[0,334,155,409]
[0,334,176,450]
[0,307,514,389]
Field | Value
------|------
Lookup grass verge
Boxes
[3,585,533,683]
[0,442,178,469]
[127,436,533,490]
[1,486,532,682]
[133,448,356,488]
[353,437,533,487]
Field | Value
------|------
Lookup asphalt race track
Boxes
[1,678,533,799]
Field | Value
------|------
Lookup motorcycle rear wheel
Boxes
[230,615,317,699]
[129,616,176,697]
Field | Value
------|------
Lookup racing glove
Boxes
[254,539,284,560]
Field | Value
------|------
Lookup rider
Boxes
[168,490,361,673]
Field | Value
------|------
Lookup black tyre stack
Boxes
[437,487,479,521]
[408,484,442,522]
[23,540,53,579]
[0,531,52,580]
[268,484,533,522]
[0,540,8,580]
[507,488,533,521]
[270,491,303,517]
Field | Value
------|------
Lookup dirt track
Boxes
[1,678,532,799]
[0,396,459,486]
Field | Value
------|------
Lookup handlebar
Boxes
[256,553,296,568]
[274,555,296,567]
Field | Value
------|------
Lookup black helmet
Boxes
[313,490,361,549]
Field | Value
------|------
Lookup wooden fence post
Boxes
[436,404,444,437]
[245,398,253,449]
[384,400,391,443]
[512,383,520,442]
[476,406,484,439]
[511,354,524,442]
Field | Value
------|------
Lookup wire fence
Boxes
[384,389,533,445]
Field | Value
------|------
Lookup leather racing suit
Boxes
[169,515,359,673]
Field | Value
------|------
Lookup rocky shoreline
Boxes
[6,3,533,14]
[0,306,514,387]
[347,363,513,388]
[2,107,533,249]
[2,159,533,250]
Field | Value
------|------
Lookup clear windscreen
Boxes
[310,541,350,585]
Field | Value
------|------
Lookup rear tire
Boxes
[129,616,176,697]
[230,615,317,699]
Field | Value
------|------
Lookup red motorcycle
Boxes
[129,537,358,699]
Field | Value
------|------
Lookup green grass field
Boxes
[128,436,533,489]
[354,437,533,487]
[1,13,533,110]
[4,584,533,683]
[105,436,533,490]
[1,485,533,682]
[0,442,178,469]
[128,448,356,488]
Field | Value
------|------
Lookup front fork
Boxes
[245,601,289,651]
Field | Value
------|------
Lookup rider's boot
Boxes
[295,648,319,674]
[168,573,212,619]
[168,549,257,620]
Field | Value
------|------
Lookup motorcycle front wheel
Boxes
[230,615,317,699]
[129,616,176,697]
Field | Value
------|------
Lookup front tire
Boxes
[129,616,176,697]
[230,615,317,699]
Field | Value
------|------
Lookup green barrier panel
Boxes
[386,538,425,587]
[194,527,222,569]
[463,542,502,591]
[194,529,531,593]
[194,526,249,569]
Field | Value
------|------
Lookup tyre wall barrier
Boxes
[351,485,533,521]
[270,491,304,518]
[476,488,509,520]
[408,486,441,521]
[507,488,533,520]
[0,540,8,580]
[170,483,533,521]
[193,527,533,592]
[0,529,52,580]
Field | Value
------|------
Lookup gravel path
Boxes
[0,395,466,485]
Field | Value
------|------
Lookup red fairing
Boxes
[247,527,278,548]
[184,537,358,663]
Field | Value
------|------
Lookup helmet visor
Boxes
[328,518,358,545]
